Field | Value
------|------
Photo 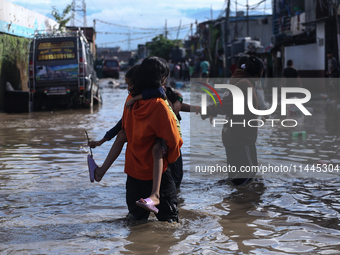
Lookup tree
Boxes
[51,3,74,30]
[147,35,182,60]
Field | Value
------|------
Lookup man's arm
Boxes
[202,79,254,120]
[104,119,123,140]
[202,92,234,120]
[89,118,123,148]
[181,103,201,113]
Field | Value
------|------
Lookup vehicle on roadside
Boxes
[28,29,102,110]
[119,61,130,72]
[102,57,120,79]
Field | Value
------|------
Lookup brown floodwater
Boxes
[1,77,340,254]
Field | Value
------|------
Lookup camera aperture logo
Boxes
[198,82,312,128]
[197,82,223,107]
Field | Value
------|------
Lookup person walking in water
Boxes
[326,50,339,101]
[200,58,210,78]
[201,56,264,186]
[282,59,302,88]
[88,64,172,214]
[89,57,183,222]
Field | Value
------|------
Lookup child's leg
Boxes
[148,141,163,205]
[95,130,127,182]
[136,139,167,212]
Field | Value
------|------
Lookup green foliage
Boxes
[0,34,30,108]
[0,35,29,86]
[147,35,182,60]
[51,3,74,30]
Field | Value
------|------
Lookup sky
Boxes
[7,0,272,51]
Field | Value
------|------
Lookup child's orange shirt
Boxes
[122,94,183,180]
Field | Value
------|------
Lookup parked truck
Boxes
[28,29,101,110]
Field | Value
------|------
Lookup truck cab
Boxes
[28,29,101,109]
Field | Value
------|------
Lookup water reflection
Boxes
[220,181,266,253]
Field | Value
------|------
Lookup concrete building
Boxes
[271,0,336,79]
[0,0,57,38]
[197,13,273,77]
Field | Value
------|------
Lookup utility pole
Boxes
[211,5,213,20]
[226,0,231,44]
[93,19,96,58]
[333,1,340,63]
[222,0,231,77]
[83,1,87,27]
[71,0,87,27]
[246,0,249,37]
[235,0,238,38]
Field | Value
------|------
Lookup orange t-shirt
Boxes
[122,94,183,180]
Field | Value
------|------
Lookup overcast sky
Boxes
[7,0,272,50]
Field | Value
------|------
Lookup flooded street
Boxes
[1,77,340,254]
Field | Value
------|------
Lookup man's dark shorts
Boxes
[126,168,178,222]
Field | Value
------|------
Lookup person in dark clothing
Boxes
[202,56,264,186]
[282,59,302,88]
[326,50,339,101]
[194,58,201,78]
[326,51,339,78]
[182,60,190,81]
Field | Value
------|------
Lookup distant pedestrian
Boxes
[326,50,339,101]
[168,60,174,78]
[282,59,302,88]
[189,61,194,78]
[182,60,190,81]
[174,63,180,79]
[201,56,265,186]
[326,50,339,78]
[237,54,268,112]
[200,58,210,78]
[194,58,201,78]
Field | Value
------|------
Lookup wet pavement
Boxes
[1,76,340,254]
